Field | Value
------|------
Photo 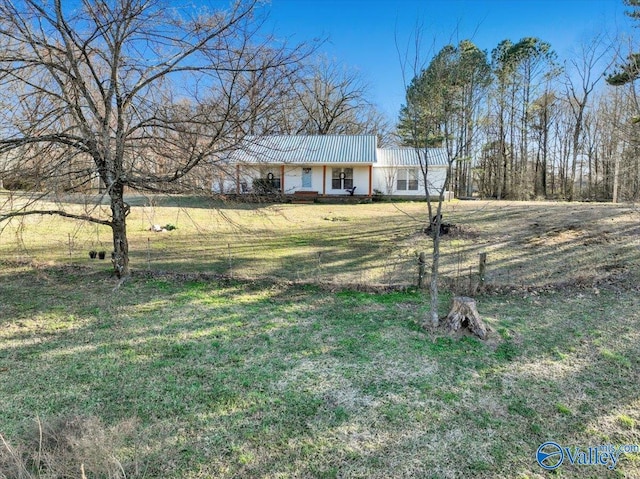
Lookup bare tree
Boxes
[398,37,490,327]
[564,31,614,200]
[0,0,311,278]
[290,57,391,141]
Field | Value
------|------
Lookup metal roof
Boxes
[228,135,449,166]
[375,148,449,167]
[230,135,378,164]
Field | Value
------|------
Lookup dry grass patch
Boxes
[0,415,142,479]
[2,196,638,290]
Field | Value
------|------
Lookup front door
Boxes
[302,167,312,188]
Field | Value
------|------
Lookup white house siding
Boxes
[327,165,371,195]
[211,173,238,194]
[373,147,450,197]
[282,165,325,193]
[372,166,447,196]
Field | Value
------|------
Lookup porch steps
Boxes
[292,191,319,204]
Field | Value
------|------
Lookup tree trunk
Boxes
[429,235,440,327]
[110,184,130,278]
[425,210,442,328]
[613,154,620,203]
[443,296,488,340]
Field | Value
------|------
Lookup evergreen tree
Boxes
[607,0,640,85]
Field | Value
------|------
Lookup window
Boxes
[267,171,281,190]
[332,168,353,189]
[254,169,281,194]
[397,168,419,191]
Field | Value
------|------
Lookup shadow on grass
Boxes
[1,261,640,477]
[0,264,431,475]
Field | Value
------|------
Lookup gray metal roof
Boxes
[230,135,378,164]
[227,135,449,166]
[375,148,449,167]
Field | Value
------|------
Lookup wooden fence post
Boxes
[478,252,487,287]
[147,238,151,271]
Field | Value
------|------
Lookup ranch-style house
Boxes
[212,135,450,199]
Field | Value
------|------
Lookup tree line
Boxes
[398,3,640,202]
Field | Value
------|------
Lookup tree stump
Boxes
[444,296,488,340]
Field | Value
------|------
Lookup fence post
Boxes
[478,252,487,288]
[418,251,426,288]
[147,238,151,271]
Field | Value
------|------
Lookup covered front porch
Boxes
[233,163,374,197]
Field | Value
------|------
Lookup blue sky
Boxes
[263,0,633,120]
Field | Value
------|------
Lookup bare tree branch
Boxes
[0,209,111,226]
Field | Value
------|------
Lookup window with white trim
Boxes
[397,168,419,191]
[331,167,353,189]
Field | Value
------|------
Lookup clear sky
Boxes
[262,0,633,121]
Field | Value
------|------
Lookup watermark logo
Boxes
[537,441,564,470]
[536,441,639,471]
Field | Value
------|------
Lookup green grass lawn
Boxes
[1,196,640,478]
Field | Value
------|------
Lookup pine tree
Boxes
[607,0,640,85]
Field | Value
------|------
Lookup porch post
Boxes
[368,164,373,196]
[236,164,240,194]
[281,164,285,192]
[322,165,327,196]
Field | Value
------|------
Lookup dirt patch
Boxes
[443,224,482,240]
[435,201,640,291]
